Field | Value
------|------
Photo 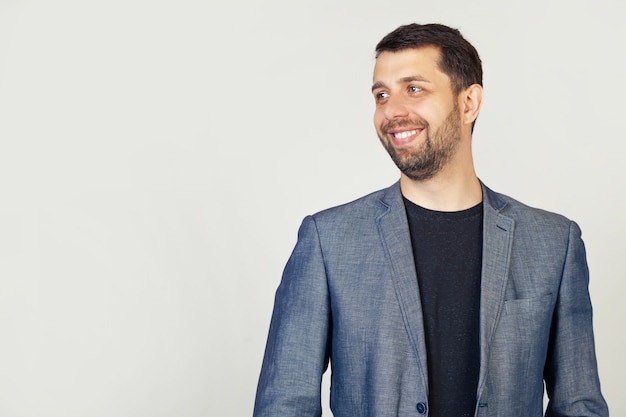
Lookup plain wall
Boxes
[0,0,623,416]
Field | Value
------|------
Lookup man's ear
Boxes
[460,84,483,126]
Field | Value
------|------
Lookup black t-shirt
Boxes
[404,198,483,417]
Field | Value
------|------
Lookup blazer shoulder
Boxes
[310,182,398,223]
[487,186,575,235]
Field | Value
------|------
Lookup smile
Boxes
[393,129,419,139]
[388,128,424,146]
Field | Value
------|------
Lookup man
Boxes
[253,23,608,417]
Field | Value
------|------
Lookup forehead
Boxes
[373,46,449,85]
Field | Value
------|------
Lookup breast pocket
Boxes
[501,293,555,348]
[493,293,555,382]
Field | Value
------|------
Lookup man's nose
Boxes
[384,95,409,120]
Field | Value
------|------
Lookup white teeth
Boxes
[393,130,418,139]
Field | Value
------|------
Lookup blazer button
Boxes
[416,402,427,414]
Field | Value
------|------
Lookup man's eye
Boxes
[376,92,389,101]
[409,86,422,93]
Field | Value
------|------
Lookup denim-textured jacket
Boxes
[254,181,608,417]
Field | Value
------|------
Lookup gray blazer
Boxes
[254,182,608,417]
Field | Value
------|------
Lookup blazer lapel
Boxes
[478,183,515,395]
[376,182,429,392]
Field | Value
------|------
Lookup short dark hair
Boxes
[375,23,483,94]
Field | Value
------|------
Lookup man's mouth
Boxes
[393,129,420,140]
[388,128,423,146]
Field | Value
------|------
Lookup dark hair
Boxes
[375,23,483,94]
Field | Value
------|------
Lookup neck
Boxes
[400,163,482,212]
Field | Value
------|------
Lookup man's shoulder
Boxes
[310,182,399,222]
[484,184,574,231]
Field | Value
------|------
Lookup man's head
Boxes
[372,24,483,182]
[375,23,482,95]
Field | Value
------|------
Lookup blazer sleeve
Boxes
[544,221,609,417]
[253,216,331,417]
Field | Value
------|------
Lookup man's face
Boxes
[372,46,462,182]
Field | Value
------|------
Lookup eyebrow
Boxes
[371,76,431,92]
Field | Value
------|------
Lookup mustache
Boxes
[381,118,429,134]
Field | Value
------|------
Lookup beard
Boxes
[377,105,462,181]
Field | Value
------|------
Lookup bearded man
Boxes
[253,23,608,417]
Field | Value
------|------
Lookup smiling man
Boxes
[253,23,608,417]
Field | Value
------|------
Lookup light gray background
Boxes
[0,0,624,416]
